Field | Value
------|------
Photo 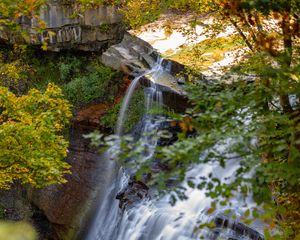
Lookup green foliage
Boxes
[0,49,120,107]
[101,89,145,132]
[0,0,47,47]
[111,60,300,238]
[0,58,32,95]
[100,103,120,130]
[28,53,86,91]
[0,84,72,189]
[63,63,117,105]
[29,53,120,106]
[0,206,5,219]
[0,0,45,27]
[98,23,111,33]
[147,104,173,116]
[58,57,82,82]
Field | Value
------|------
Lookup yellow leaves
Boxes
[0,84,72,189]
[170,120,177,128]
[290,74,299,82]
[41,42,48,51]
[179,116,194,133]
[215,101,223,111]
[207,207,215,215]
[0,59,32,95]
[25,0,39,4]
[272,12,282,21]
[120,0,162,28]
[54,123,62,130]
[255,32,280,55]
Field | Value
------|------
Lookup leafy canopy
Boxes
[0,83,72,189]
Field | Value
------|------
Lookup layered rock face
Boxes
[102,33,207,112]
[0,0,125,51]
[28,124,119,240]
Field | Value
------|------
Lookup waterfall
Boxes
[85,57,264,240]
[116,57,164,136]
[106,146,264,240]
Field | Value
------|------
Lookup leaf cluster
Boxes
[0,84,72,189]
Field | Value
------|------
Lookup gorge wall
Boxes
[0,0,125,52]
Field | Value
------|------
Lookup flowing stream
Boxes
[86,58,264,240]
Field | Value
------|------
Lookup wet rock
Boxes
[132,115,194,146]
[25,73,130,240]
[157,120,183,147]
[0,185,55,239]
[74,102,111,130]
[139,77,190,113]
[177,77,186,85]
[27,124,119,240]
[102,33,207,112]
[31,205,56,240]
[214,215,264,240]
[0,186,31,221]
[116,179,149,210]
[102,32,206,79]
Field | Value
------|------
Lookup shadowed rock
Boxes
[27,118,120,240]
[214,215,264,240]
[116,179,149,210]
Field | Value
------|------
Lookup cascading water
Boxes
[86,57,164,240]
[116,57,164,136]
[86,57,264,240]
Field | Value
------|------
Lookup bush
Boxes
[63,63,117,105]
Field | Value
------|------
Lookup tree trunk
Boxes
[280,94,293,114]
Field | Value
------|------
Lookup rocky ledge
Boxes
[102,33,206,112]
[0,0,125,52]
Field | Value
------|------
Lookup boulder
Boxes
[116,179,149,210]
[102,33,205,112]
[102,33,157,75]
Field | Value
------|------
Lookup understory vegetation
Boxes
[0,45,122,189]
[101,89,145,133]
[0,47,120,106]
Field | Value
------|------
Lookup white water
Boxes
[86,57,264,240]
[116,57,164,136]
[109,142,264,240]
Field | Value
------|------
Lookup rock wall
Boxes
[28,124,119,240]
[0,0,125,51]
[102,33,207,112]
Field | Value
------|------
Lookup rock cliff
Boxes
[0,0,125,52]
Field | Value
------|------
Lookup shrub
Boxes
[63,63,117,105]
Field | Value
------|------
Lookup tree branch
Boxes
[228,16,254,52]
